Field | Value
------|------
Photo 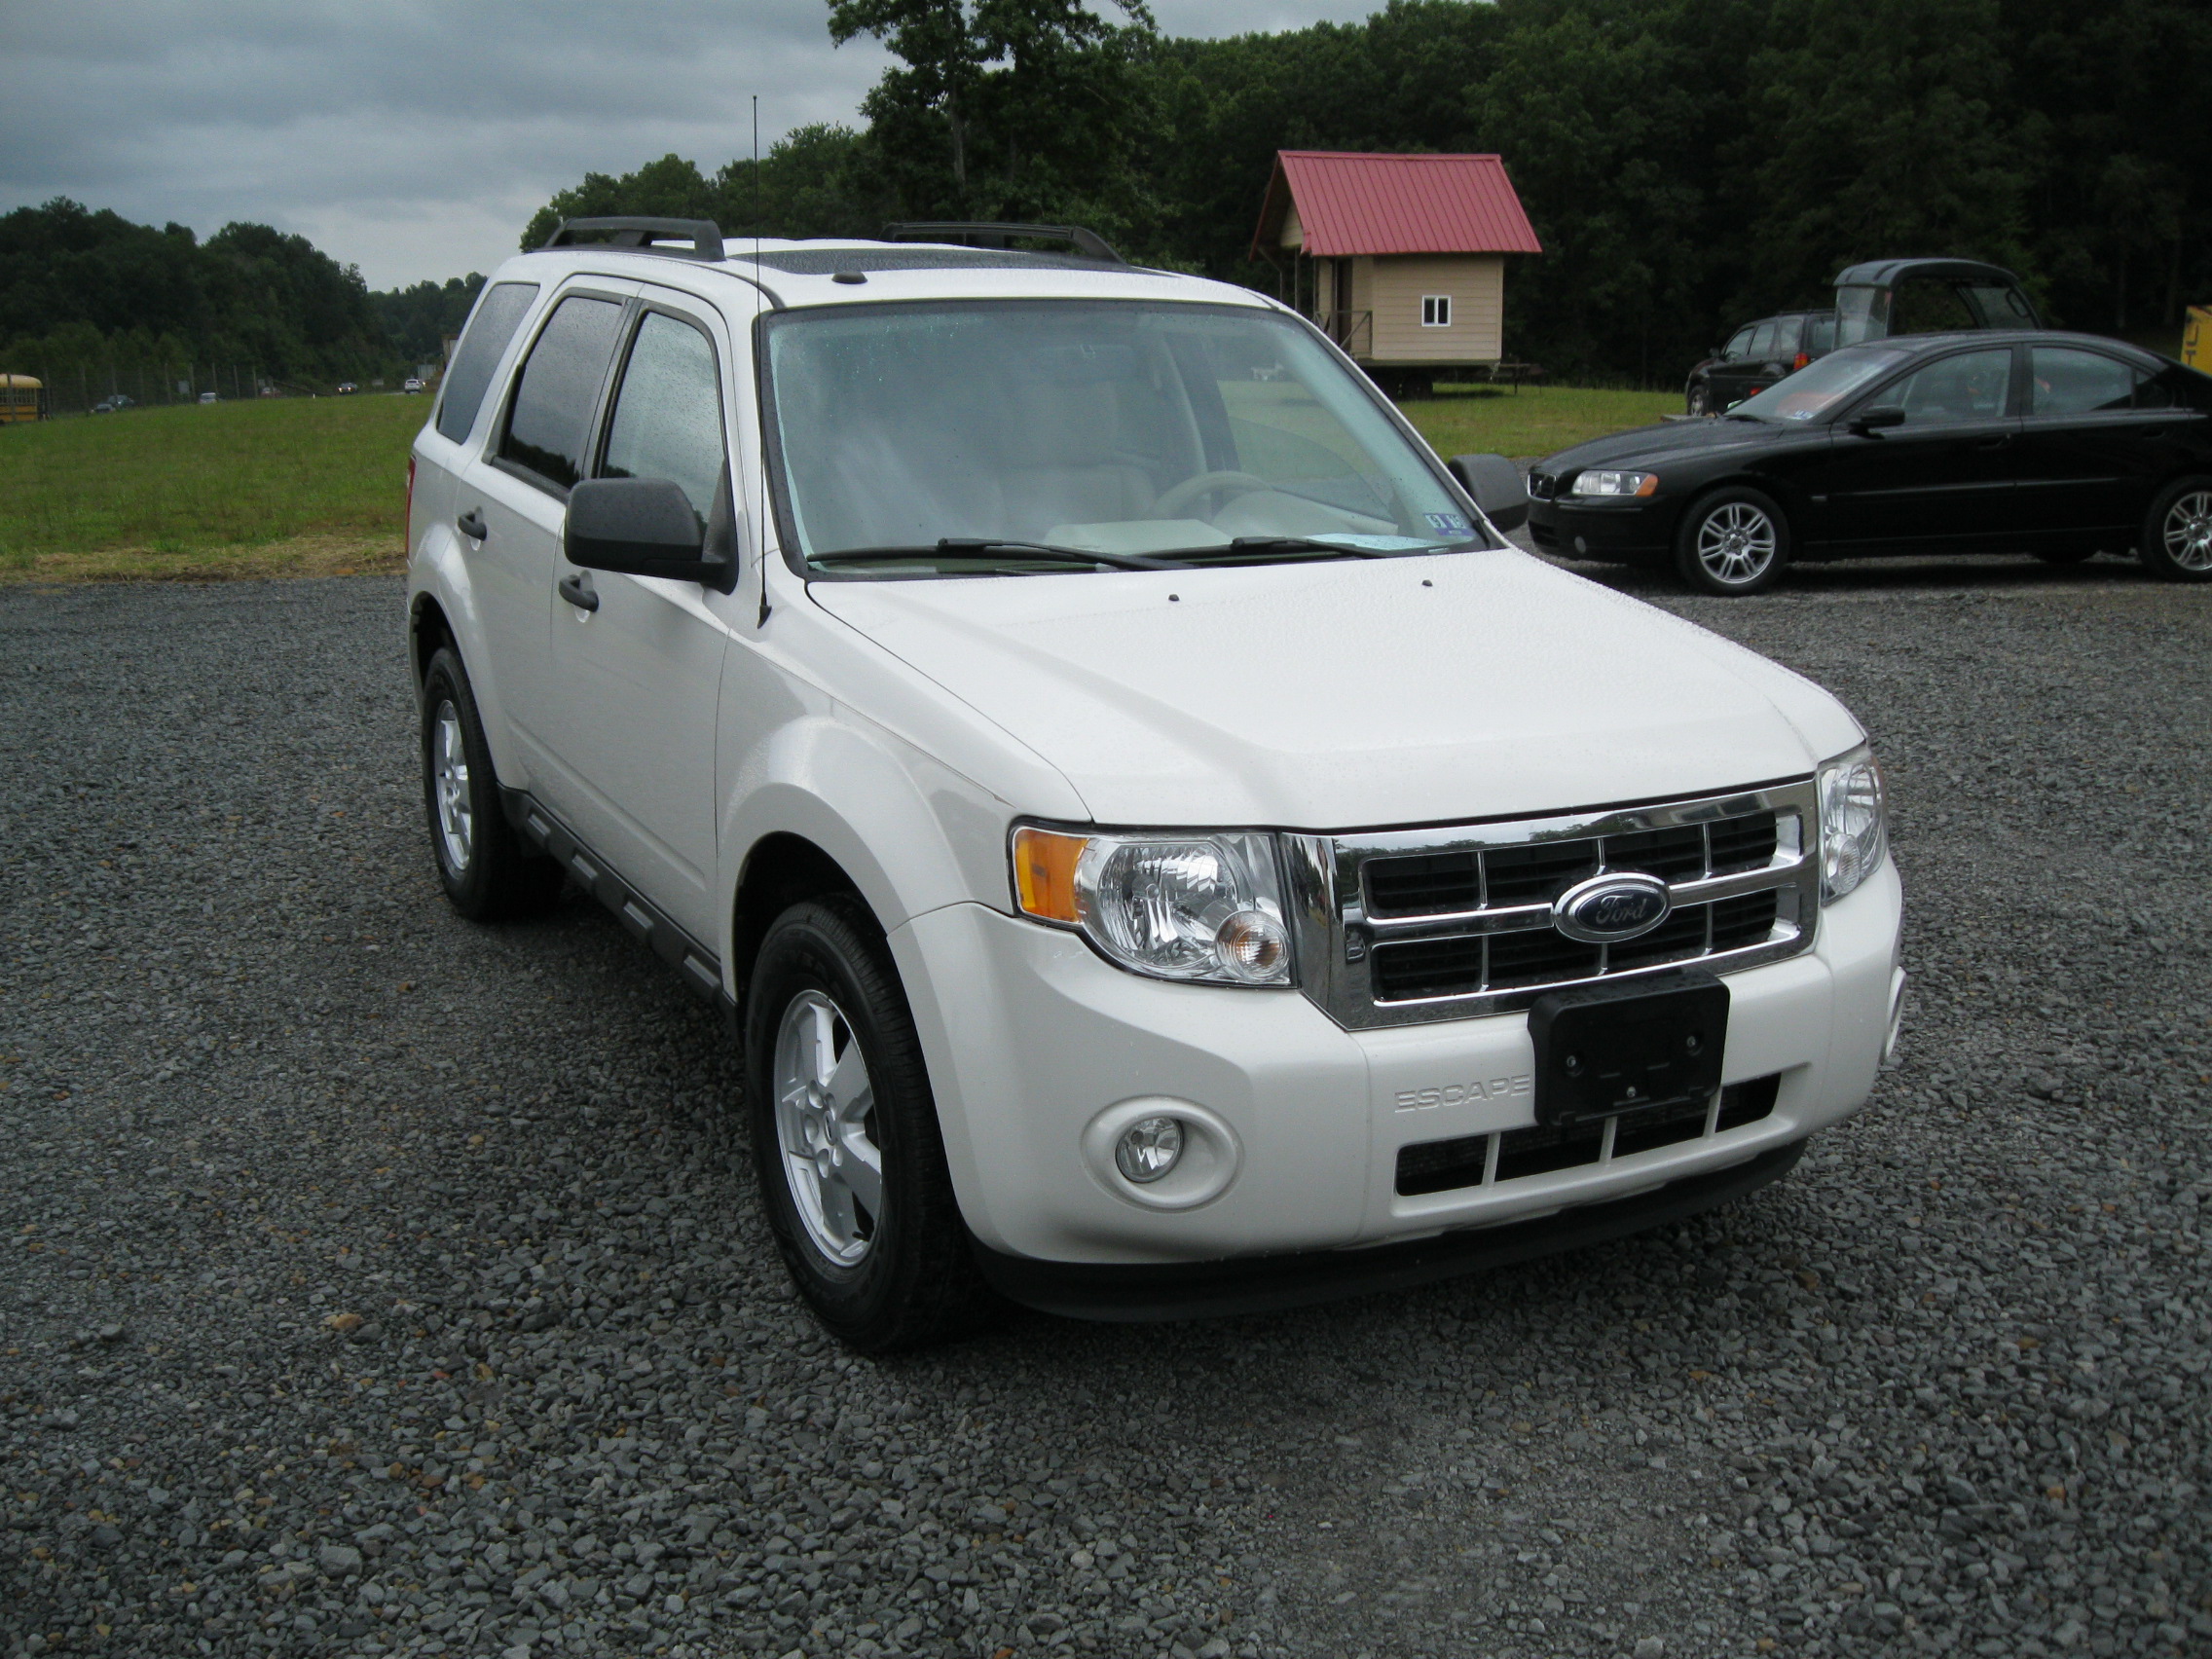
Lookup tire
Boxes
[2033,546,2097,566]
[745,897,997,1352]
[420,647,564,921]
[1674,487,1791,596]
[1685,380,1710,418]
[2139,476,2212,582]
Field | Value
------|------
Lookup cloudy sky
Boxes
[3,1,1380,291]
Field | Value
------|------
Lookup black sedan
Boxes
[1526,331,2212,595]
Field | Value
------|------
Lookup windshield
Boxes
[1731,347,1914,422]
[761,300,1486,575]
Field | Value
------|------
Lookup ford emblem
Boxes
[1552,872,1672,943]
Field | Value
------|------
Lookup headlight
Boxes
[1011,826,1293,986]
[1817,745,1887,903]
[1570,469,1658,498]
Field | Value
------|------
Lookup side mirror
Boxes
[565,475,737,590]
[1447,452,1529,533]
[1849,406,1906,433]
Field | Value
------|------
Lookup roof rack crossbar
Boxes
[882,221,1124,264]
[542,217,725,262]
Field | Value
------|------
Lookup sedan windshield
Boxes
[1732,346,1913,422]
[762,300,1487,575]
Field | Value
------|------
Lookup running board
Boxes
[500,789,727,1008]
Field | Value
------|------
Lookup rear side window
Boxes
[1805,314,1837,353]
[499,295,626,491]
[435,281,537,443]
[2030,347,2134,416]
[1772,316,1804,356]
[600,312,726,520]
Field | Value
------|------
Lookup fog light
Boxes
[1114,1116,1185,1184]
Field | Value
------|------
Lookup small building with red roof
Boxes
[1252,150,1542,386]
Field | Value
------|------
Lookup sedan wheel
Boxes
[1676,489,1790,596]
[2142,480,2212,580]
[1686,381,1710,418]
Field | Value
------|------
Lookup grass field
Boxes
[0,394,421,581]
[1396,384,1678,460]
[0,381,1674,582]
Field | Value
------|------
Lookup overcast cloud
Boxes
[2,1,1381,290]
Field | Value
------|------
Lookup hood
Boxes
[808,549,1862,829]
[1539,416,1801,475]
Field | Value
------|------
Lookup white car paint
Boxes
[406,236,1903,1282]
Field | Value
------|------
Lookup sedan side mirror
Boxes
[1849,406,1907,434]
[566,475,737,591]
[1447,452,1529,533]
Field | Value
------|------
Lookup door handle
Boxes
[558,571,600,612]
[457,508,488,541]
[1971,434,2011,450]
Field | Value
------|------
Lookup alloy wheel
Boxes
[772,990,884,1268]
[2164,490,2212,572]
[431,700,473,874]
[1695,501,1778,586]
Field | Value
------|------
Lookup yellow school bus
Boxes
[0,374,43,424]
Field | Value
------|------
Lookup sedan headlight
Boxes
[1012,827,1293,986]
[1570,469,1658,498]
[1817,745,1887,903]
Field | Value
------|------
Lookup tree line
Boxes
[533,0,2209,384]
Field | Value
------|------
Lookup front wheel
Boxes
[2139,477,2212,581]
[1674,487,1791,596]
[744,898,995,1351]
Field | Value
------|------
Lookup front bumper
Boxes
[889,858,1899,1280]
[1526,494,1679,560]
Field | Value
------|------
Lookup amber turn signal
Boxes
[1012,827,1088,924]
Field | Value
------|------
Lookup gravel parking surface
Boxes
[4,557,2207,1659]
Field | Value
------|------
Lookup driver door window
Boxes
[1889,348,2013,424]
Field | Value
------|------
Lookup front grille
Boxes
[1394,1074,1781,1197]
[1286,782,1819,1030]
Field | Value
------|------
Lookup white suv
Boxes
[406,216,1904,1350]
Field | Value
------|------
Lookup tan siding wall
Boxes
[1359,255,1504,363]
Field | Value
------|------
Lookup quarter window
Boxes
[1886,348,2013,425]
[498,294,626,491]
[436,281,537,444]
[1421,295,1452,328]
[2028,347,2136,417]
[600,312,726,520]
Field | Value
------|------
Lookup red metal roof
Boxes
[1253,151,1543,259]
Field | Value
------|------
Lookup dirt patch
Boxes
[2,533,404,584]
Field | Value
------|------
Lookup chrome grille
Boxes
[1283,781,1820,1030]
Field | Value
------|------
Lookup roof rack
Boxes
[883,221,1124,264]
[541,217,725,262]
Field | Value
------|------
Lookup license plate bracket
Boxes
[1529,970,1729,1128]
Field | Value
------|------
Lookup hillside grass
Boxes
[0,381,1678,581]
[0,394,421,581]
[1397,384,1679,461]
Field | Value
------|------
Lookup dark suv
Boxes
[1684,312,1839,416]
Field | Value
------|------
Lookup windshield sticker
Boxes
[1425,511,1473,534]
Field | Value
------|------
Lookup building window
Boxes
[1421,295,1453,328]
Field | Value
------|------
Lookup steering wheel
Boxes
[1152,470,1272,519]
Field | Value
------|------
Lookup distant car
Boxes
[1529,330,2212,595]
[337,381,358,394]
[198,391,219,405]
[402,377,426,394]
[1685,312,1838,416]
[90,394,134,415]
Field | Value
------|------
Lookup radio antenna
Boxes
[753,93,772,627]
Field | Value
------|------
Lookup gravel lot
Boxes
[4,554,2207,1659]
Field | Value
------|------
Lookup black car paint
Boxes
[1528,331,2212,569]
[1686,311,1831,415]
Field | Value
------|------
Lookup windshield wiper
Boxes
[1169,535,1469,563]
[808,538,1188,572]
